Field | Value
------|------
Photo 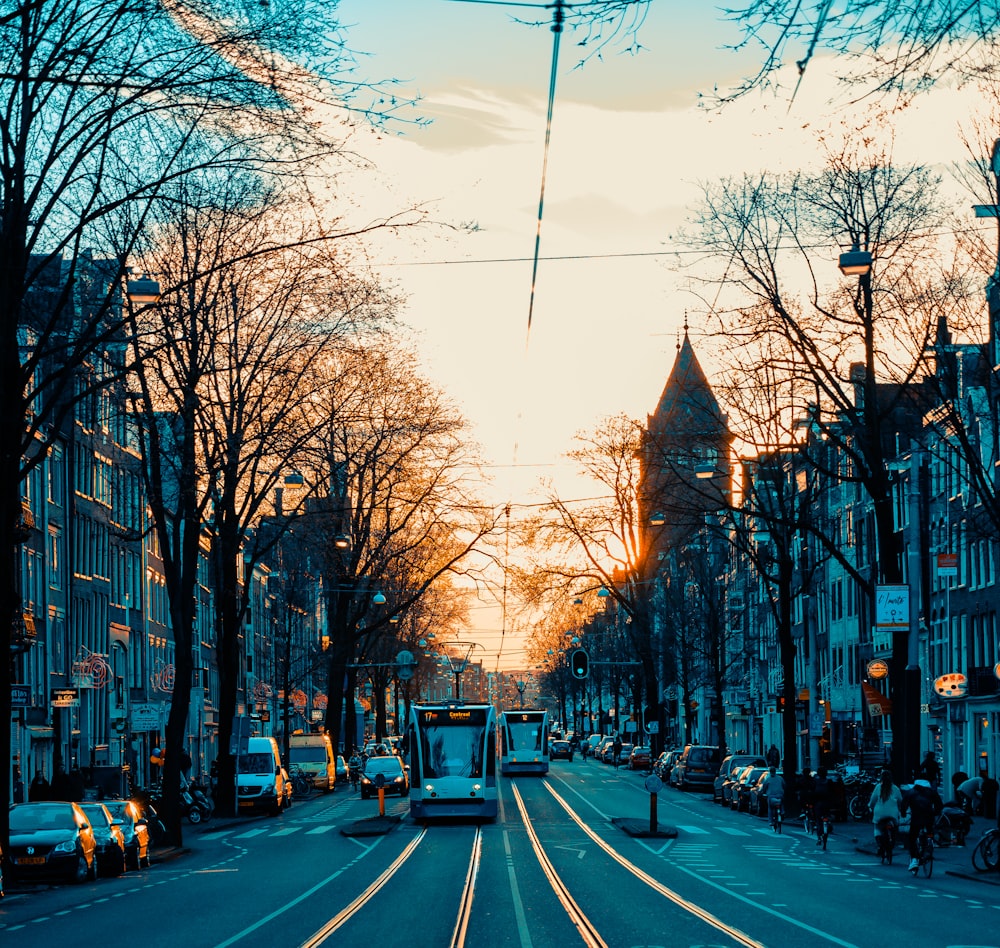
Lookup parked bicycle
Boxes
[816,810,833,850]
[289,766,313,799]
[971,827,1000,873]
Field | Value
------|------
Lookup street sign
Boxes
[644,774,663,794]
[937,553,958,577]
[875,585,909,631]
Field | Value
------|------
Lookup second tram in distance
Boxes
[499,708,549,776]
[406,701,498,820]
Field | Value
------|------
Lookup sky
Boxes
[329,0,993,670]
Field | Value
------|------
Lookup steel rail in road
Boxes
[298,823,484,948]
[298,827,427,947]
[542,780,765,948]
[510,781,608,948]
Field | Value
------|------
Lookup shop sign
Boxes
[875,585,909,631]
[51,688,79,708]
[11,683,29,707]
[130,703,161,731]
[937,553,958,577]
[934,672,967,698]
[867,659,889,680]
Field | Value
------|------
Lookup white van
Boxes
[289,733,335,792]
[236,736,286,815]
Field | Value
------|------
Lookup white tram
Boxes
[499,709,549,776]
[407,701,498,820]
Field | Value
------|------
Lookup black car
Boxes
[80,803,127,876]
[550,740,574,761]
[103,799,151,870]
[360,756,409,799]
[8,801,97,884]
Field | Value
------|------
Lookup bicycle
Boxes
[815,810,832,850]
[875,817,897,865]
[768,798,783,833]
[289,766,312,799]
[911,827,934,878]
[971,827,1000,873]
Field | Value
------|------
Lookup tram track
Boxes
[508,778,764,948]
[298,824,484,948]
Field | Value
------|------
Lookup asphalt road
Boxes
[2,762,998,948]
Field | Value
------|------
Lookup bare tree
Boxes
[722,1,1000,102]
[128,182,389,836]
[309,344,501,755]
[689,131,959,779]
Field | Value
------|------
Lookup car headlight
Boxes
[262,785,276,797]
[54,838,78,854]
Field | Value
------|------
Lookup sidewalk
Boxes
[851,814,1000,887]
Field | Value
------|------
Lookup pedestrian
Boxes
[868,769,902,846]
[180,747,193,787]
[12,763,25,804]
[901,779,943,874]
[917,751,941,788]
[68,766,86,801]
[50,764,71,801]
[956,772,985,814]
[28,768,49,802]
[612,735,622,770]
[766,743,780,769]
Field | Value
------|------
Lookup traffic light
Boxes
[570,647,589,680]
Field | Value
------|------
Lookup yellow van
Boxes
[288,733,335,792]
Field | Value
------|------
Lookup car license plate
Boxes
[239,800,254,808]
[16,856,45,865]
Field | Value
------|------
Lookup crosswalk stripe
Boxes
[270,828,301,836]
[676,825,710,834]
[716,827,752,836]
[233,829,269,839]
[306,826,336,834]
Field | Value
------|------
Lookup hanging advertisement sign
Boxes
[51,688,79,708]
[875,585,909,631]
[862,681,892,717]
[867,659,889,680]
[934,673,967,698]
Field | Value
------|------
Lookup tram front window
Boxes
[416,709,488,779]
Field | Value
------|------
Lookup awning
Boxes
[27,726,54,739]
[862,681,892,717]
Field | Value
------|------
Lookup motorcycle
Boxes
[181,780,213,824]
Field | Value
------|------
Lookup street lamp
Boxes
[516,679,526,709]
[837,244,873,276]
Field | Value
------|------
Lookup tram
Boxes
[499,708,549,776]
[407,701,498,820]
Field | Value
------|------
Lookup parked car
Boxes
[360,755,409,799]
[713,754,767,803]
[102,799,150,870]
[550,739,574,761]
[629,746,652,770]
[673,745,722,791]
[594,737,615,762]
[80,803,127,876]
[732,766,769,812]
[7,801,97,884]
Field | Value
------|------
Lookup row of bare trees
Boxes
[0,0,498,853]
[518,115,1000,779]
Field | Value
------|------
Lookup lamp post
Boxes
[838,242,920,783]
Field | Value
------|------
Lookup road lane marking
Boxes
[306,826,335,834]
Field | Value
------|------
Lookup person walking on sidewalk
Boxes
[766,744,780,769]
[612,736,622,770]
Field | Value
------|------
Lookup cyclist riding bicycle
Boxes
[760,766,786,829]
[812,767,834,846]
[901,778,943,874]
[868,769,902,860]
[348,749,362,790]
